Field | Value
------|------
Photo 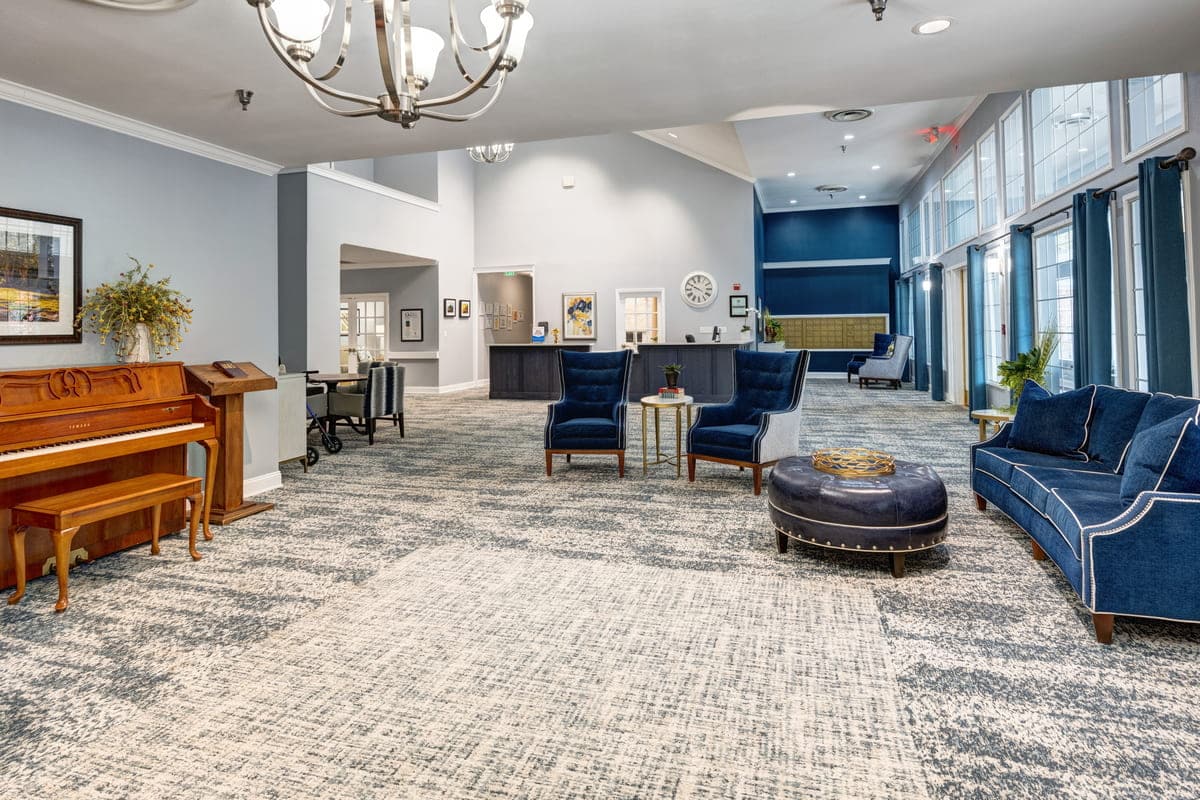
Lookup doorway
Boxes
[474,266,535,383]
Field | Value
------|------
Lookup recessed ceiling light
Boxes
[789,199,798,205]
[666,132,678,139]
[871,164,881,170]
[912,18,952,35]
[1078,147,1089,153]
[844,134,855,141]
[787,171,796,177]
[859,195,867,200]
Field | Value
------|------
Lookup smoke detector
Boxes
[824,109,874,124]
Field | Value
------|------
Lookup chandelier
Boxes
[467,143,514,163]
[247,0,533,128]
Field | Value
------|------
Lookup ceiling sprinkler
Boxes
[870,0,887,21]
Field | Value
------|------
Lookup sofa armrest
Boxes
[1081,492,1200,621]
[690,402,739,430]
[755,407,804,464]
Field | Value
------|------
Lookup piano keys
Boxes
[0,363,219,591]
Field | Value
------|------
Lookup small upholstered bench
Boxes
[7,473,205,612]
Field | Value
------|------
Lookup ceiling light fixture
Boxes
[912,18,952,35]
[75,0,196,8]
[815,184,849,200]
[246,0,534,129]
[789,199,798,205]
[871,164,881,170]
[868,0,886,22]
[858,194,867,200]
[824,109,874,124]
[844,134,856,141]
[467,142,514,163]
[787,171,796,177]
[667,132,679,139]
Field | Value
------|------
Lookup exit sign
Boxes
[504,271,516,277]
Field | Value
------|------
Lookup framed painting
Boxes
[0,207,82,345]
[401,308,424,342]
[459,299,471,318]
[729,294,749,317]
[562,292,596,340]
[443,298,457,318]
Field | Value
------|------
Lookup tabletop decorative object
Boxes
[812,447,896,477]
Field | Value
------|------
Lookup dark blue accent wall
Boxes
[761,205,900,373]
[753,193,766,309]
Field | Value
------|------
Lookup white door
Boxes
[339,293,389,370]
[945,265,968,406]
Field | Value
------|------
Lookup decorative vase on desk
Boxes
[76,257,192,363]
[120,323,153,363]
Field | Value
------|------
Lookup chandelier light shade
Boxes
[247,0,533,128]
[468,143,514,163]
[75,0,196,8]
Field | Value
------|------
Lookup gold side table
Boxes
[640,394,695,477]
[970,408,1015,441]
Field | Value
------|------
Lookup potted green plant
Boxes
[661,363,683,389]
[762,309,784,345]
[996,329,1059,409]
[77,257,193,363]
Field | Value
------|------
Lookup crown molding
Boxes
[634,132,755,183]
[761,198,898,213]
[298,165,441,212]
[0,77,281,176]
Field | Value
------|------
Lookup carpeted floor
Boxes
[2,378,1198,799]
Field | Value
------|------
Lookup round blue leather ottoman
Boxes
[767,455,948,577]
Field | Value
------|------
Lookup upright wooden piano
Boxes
[0,363,219,591]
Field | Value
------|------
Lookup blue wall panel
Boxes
[763,265,891,315]
[764,206,900,268]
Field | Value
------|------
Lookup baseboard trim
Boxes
[244,471,283,497]
[408,380,489,395]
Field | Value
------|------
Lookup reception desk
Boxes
[489,344,592,400]
[628,343,745,403]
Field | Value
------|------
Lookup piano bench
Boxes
[7,473,204,613]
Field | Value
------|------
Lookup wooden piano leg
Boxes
[187,493,202,561]
[51,526,80,613]
[7,525,28,605]
[200,438,220,541]
[150,504,162,555]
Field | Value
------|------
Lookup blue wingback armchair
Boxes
[847,333,895,383]
[544,350,633,477]
[687,349,811,494]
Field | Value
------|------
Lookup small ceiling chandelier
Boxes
[75,0,196,8]
[468,143,514,163]
[247,0,534,128]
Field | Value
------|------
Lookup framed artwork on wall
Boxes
[0,206,83,345]
[459,299,471,318]
[729,294,749,317]
[562,292,596,340]
[443,298,456,318]
[401,308,424,341]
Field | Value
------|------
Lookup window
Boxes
[618,290,663,346]
[905,206,922,267]
[1034,226,1075,392]
[1125,74,1185,155]
[983,248,1008,384]
[943,150,978,247]
[922,187,941,258]
[1124,194,1150,391]
[1002,101,1027,218]
[977,130,1000,230]
[339,293,389,370]
[1030,82,1111,204]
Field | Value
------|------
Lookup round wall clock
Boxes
[680,270,717,309]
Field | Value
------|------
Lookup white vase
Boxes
[120,323,152,363]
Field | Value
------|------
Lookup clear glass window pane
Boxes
[1125,74,1185,153]
[1034,227,1075,392]
[943,150,978,247]
[978,132,999,230]
[1030,83,1112,203]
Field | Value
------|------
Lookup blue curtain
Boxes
[1071,189,1114,387]
[967,245,987,413]
[928,263,945,402]
[913,270,929,392]
[1139,156,1193,395]
[1009,224,1035,359]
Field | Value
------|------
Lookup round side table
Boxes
[640,394,695,477]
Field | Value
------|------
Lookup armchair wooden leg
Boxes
[399,413,404,437]
[975,494,987,511]
[1093,613,1114,644]
[545,451,553,477]
[753,466,763,496]
[368,418,376,445]
[566,454,572,463]
[617,452,625,478]
[687,454,696,482]
[1031,540,1047,561]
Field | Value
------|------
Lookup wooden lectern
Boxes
[185,362,278,525]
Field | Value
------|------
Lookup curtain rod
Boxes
[971,146,1195,252]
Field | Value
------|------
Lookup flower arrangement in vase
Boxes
[76,257,193,362]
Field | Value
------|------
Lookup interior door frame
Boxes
[339,291,390,369]
[472,264,536,384]
[945,263,968,406]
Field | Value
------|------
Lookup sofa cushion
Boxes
[1008,381,1096,459]
[1120,411,1200,505]
[1083,386,1151,469]
[691,423,759,451]
[553,417,618,439]
[1131,393,1200,441]
[975,446,1110,485]
[1044,488,1128,560]
[1009,465,1122,516]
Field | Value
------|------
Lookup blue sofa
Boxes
[971,384,1200,643]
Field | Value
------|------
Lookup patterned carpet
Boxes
[2,378,1199,799]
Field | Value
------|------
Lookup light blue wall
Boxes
[0,99,280,481]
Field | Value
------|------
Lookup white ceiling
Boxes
[1,0,1198,168]
[738,97,978,211]
[340,244,437,269]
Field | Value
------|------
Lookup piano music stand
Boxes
[185,362,278,525]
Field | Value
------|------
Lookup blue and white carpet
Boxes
[1,379,1198,799]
